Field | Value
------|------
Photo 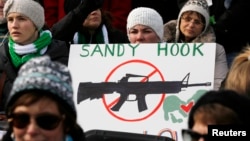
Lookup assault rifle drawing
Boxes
[77,73,211,112]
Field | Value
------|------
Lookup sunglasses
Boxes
[8,113,64,130]
[182,129,209,141]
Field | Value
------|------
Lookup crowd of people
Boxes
[0,0,249,140]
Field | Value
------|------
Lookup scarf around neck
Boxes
[73,25,109,44]
[8,30,52,68]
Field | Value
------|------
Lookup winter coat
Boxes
[0,23,8,45]
[0,39,69,112]
[51,8,129,45]
[163,20,228,90]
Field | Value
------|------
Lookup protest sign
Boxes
[68,43,216,141]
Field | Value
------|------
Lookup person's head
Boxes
[83,9,102,33]
[182,90,250,141]
[176,0,209,42]
[3,0,45,45]
[0,0,7,24]
[126,7,163,43]
[81,8,114,38]
[4,56,84,141]
[223,45,250,96]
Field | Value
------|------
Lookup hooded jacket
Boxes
[163,0,228,90]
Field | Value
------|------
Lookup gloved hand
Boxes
[73,0,103,20]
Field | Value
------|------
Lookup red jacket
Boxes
[43,0,66,28]
[102,0,132,33]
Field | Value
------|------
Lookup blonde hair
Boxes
[224,45,250,96]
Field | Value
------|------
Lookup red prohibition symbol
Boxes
[102,59,166,122]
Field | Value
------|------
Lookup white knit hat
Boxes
[4,0,45,30]
[127,7,164,41]
[176,0,209,41]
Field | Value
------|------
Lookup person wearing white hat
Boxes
[126,7,164,43]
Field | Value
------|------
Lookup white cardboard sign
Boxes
[68,43,216,141]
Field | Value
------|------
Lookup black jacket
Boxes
[51,6,129,45]
[0,39,69,111]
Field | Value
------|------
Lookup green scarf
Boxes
[78,29,104,44]
[9,30,52,68]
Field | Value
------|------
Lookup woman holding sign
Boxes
[163,0,228,90]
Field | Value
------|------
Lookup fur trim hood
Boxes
[163,20,216,43]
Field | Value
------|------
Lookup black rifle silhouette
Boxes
[77,73,211,112]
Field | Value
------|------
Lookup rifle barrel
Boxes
[78,81,211,97]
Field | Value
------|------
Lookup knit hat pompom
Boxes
[6,56,76,116]
[188,90,250,128]
[176,0,209,41]
[127,7,164,41]
[4,0,45,30]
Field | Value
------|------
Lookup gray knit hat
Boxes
[127,7,164,41]
[6,56,76,116]
[3,0,45,30]
[176,0,209,41]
